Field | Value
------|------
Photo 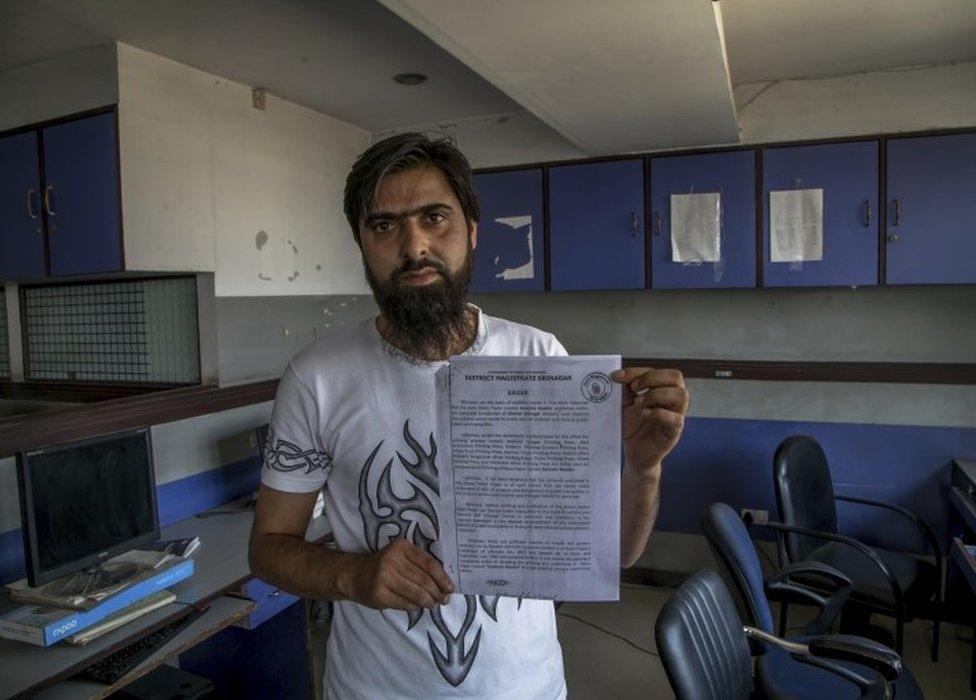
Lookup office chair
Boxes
[773,435,943,659]
[655,568,904,700]
[699,503,923,699]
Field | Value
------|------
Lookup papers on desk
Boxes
[6,550,173,610]
[435,355,621,602]
[0,557,193,646]
[67,589,176,645]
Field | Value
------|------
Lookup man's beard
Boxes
[365,248,475,360]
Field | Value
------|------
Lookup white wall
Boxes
[117,44,372,295]
[0,44,118,133]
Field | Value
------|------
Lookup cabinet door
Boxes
[549,159,644,291]
[886,133,976,285]
[0,131,45,279]
[762,141,878,287]
[42,112,123,276]
[472,168,544,292]
[650,151,756,289]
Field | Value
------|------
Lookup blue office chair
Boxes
[656,568,904,700]
[773,435,943,659]
[698,502,923,699]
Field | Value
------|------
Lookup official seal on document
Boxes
[581,372,612,403]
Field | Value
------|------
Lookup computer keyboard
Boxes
[80,604,205,685]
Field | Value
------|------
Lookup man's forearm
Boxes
[249,533,362,601]
[620,461,662,568]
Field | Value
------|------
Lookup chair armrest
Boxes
[765,561,853,634]
[758,520,906,616]
[771,560,853,589]
[744,626,897,698]
[805,634,903,682]
[835,493,943,559]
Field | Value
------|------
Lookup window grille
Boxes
[23,277,199,384]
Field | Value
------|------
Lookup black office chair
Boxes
[773,435,943,659]
[699,502,923,699]
[655,568,904,699]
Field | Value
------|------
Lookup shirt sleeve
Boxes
[261,363,332,493]
[548,333,569,357]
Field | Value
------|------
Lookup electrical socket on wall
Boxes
[740,508,769,525]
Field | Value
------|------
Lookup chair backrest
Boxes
[773,435,838,561]
[700,503,775,634]
[655,569,753,700]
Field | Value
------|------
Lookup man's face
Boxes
[359,165,477,288]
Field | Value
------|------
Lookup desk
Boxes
[0,498,329,700]
[948,459,976,693]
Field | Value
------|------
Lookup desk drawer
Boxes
[951,537,976,594]
[234,578,299,629]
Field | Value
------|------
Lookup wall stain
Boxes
[258,273,272,281]
[255,230,269,250]
[288,270,300,282]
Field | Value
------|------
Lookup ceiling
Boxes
[1,0,974,154]
[722,0,976,85]
[0,0,521,133]
[378,0,739,154]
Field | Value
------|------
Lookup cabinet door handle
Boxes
[26,189,38,220]
[892,198,900,226]
[628,212,640,237]
[43,185,56,216]
[863,200,871,227]
[653,211,662,236]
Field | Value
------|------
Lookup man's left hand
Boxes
[611,367,690,472]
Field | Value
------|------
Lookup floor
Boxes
[311,585,973,698]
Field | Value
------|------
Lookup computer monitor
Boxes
[16,427,160,589]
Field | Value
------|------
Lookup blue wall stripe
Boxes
[0,455,262,585]
[2,418,973,585]
[658,417,976,551]
[155,455,262,526]
[0,528,26,586]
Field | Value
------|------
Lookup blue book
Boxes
[0,557,194,647]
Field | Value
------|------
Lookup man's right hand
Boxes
[341,537,455,612]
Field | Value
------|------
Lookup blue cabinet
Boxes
[42,112,123,276]
[549,159,644,291]
[0,131,45,279]
[179,599,313,699]
[650,151,756,289]
[762,141,878,287]
[472,168,544,292]
[886,133,976,285]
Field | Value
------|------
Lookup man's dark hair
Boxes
[343,132,480,244]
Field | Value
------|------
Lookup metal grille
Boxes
[0,293,9,379]
[23,278,199,384]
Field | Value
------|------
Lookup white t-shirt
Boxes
[261,306,569,700]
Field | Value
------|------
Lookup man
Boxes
[249,132,689,699]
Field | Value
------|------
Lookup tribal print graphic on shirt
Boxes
[358,419,517,687]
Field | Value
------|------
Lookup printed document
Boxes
[770,188,823,262]
[670,192,721,263]
[435,355,621,601]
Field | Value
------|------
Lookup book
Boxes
[6,550,174,610]
[0,556,193,647]
[67,589,176,645]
